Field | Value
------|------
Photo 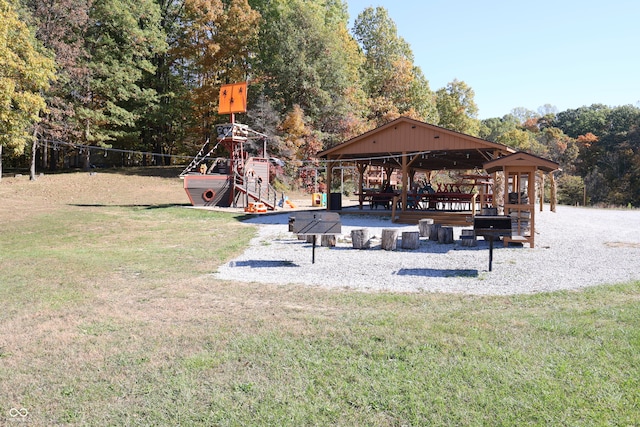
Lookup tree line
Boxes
[2,0,639,206]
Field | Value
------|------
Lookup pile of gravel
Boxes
[215,206,640,295]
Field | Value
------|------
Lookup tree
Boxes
[353,6,436,126]
[23,0,91,171]
[279,105,308,174]
[247,92,282,155]
[537,104,558,117]
[553,104,610,138]
[277,104,324,191]
[510,107,539,124]
[556,104,640,205]
[73,0,166,169]
[497,129,547,156]
[480,114,520,142]
[174,0,260,144]
[0,0,55,180]
[253,0,362,125]
[589,106,640,205]
[134,0,192,166]
[556,174,585,206]
[353,6,412,95]
[435,79,480,136]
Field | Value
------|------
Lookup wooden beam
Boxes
[357,162,367,209]
[550,171,557,212]
[407,152,421,167]
[326,159,334,210]
[538,170,544,212]
[401,152,408,211]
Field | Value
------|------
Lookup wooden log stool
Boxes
[418,218,434,237]
[428,223,442,241]
[321,235,336,247]
[460,229,477,247]
[437,226,454,244]
[401,231,420,250]
[381,229,399,251]
[351,229,371,249]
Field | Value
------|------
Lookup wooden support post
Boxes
[401,152,408,211]
[326,160,334,210]
[539,171,545,212]
[357,163,367,210]
[550,172,557,212]
[391,195,398,223]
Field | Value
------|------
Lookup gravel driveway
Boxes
[215,205,640,295]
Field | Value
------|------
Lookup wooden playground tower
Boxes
[181,82,277,210]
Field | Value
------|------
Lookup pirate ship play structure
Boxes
[180,82,277,211]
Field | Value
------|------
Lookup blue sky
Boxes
[346,1,640,119]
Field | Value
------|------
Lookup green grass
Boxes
[1,198,640,425]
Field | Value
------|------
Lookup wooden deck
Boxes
[337,206,473,226]
[394,210,473,226]
[332,195,476,226]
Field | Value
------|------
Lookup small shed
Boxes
[483,152,560,248]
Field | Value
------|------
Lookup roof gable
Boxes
[319,117,513,158]
[483,151,560,173]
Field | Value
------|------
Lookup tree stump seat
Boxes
[351,229,371,249]
[460,229,477,247]
[401,231,420,250]
[381,229,399,251]
[437,226,454,244]
[427,223,441,241]
[418,218,434,237]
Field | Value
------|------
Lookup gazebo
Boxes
[318,117,516,223]
[483,151,560,248]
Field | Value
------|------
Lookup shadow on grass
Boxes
[396,268,479,278]
[89,166,185,178]
[28,166,185,178]
[69,203,191,209]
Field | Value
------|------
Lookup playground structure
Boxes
[181,82,278,210]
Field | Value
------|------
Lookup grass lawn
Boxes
[1,169,639,426]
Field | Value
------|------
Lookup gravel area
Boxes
[215,205,640,295]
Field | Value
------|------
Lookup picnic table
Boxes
[407,192,478,211]
[358,190,398,209]
[357,188,479,212]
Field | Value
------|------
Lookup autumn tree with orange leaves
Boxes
[174,0,259,142]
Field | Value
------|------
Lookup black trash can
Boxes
[329,193,342,211]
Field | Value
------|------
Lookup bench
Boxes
[360,191,396,210]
